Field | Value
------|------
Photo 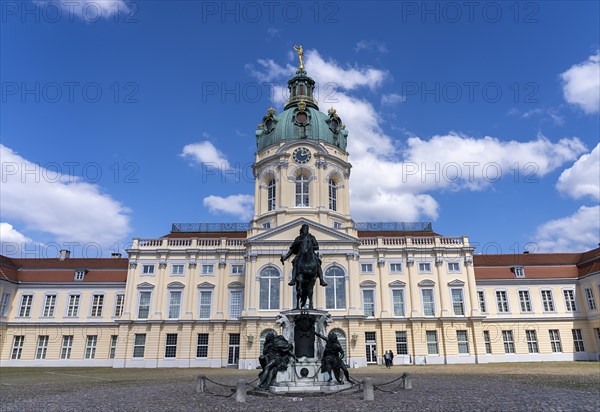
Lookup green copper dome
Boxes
[255,68,348,152]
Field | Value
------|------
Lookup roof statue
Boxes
[293,45,304,71]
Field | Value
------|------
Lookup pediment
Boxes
[388,280,406,287]
[228,281,244,289]
[246,218,357,244]
[418,279,435,287]
[360,280,377,288]
[137,282,155,289]
[447,279,465,287]
[197,282,215,289]
[167,281,185,289]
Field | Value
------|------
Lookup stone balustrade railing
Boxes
[359,236,468,247]
[133,238,245,249]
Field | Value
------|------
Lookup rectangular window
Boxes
[165,334,178,358]
[142,264,155,274]
[36,335,49,359]
[171,264,184,275]
[392,289,405,317]
[426,331,438,354]
[199,290,212,319]
[496,291,509,313]
[447,262,460,272]
[395,331,408,355]
[74,270,86,280]
[168,291,182,319]
[362,289,375,317]
[91,294,104,317]
[61,335,73,359]
[483,331,492,354]
[109,335,118,359]
[261,222,271,229]
[564,290,577,312]
[229,290,243,319]
[67,294,80,317]
[526,330,539,353]
[0,292,10,316]
[513,267,525,277]
[478,291,487,313]
[418,262,432,273]
[422,289,435,316]
[549,329,562,352]
[451,289,465,315]
[11,336,24,359]
[541,290,555,312]
[138,291,151,319]
[228,334,240,365]
[42,294,57,317]
[584,287,597,310]
[197,333,209,358]
[231,264,244,275]
[133,334,146,358]
[85,335,97,359]
[333,221,342,229]
[518,290,532,313]
[360,263,373,273]
[456,330,469,354]
[114,294,125,317]
[390,263,402,273]
[572,329,585,352]
[18,294,33,317]
[502,330,515,353]
[201,264,214,275]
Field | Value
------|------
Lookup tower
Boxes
[250,53,353,233]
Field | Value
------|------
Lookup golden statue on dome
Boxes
[293,45,304,71]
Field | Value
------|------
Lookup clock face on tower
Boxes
[292,147,312,164]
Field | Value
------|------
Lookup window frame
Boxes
[447,262,460,273]
[295,173,310,207]
[456,330,469,354]
[395,331,408,355]
[90,294,104,317]
[502,330,515,354]
[168,290,182,319]
[141,264,155,275]
[518,289,532,313]
[451,288,465,316]
[201,264,215,275]
[11,335,25,360]
[133,334,146,358]
[230,264,245,275]
[362,289,376,317]
[36,335,49,359]
[483,330,492,354]
[584,287,597,310]
[171,264,185,275]
[18,294,33,317]
[418,262,432,273]
[197,333,209,358]
[42,294,57,317]
[495,290,510,313]
[421,288,435,316]
[109,335,118,359]
[137,291,152,319]
[0,292,11,316]
[477,290,487,313]
[198,289,212,319]
[324,265,346,310]
[526,330,539,353]
[549,329,562,352]
[85,335,98,359]
[328,178,337,211]
[360,262,374,274]
[426,330,439,355]
[165,333,178,358]
[563,289,577,312]
[61,335,73,359]
[541,289,555,312]
[114,293,125,317]
[66,294,80,317]
[229,289,243,319]
[259,266,280,310]
[391,288,405,317]
[267,178,276,211]
[572,329,585,352]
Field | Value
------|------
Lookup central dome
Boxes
[255,63,348,152]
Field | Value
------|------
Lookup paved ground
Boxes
[1,363,599,411]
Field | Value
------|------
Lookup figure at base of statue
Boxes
[257,332,297,390]
[315,331,350,384]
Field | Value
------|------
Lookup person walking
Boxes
[383,350,391,368]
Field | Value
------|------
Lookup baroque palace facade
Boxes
[1,63,599,368]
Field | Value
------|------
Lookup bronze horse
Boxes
[295,234,318,309]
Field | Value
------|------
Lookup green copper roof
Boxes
[255,68,348,152]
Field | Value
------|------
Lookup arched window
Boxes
[259,266,280,310]
[325,266,346,309]
[267,179,276,211]
[259,328,277,354]
[295,174,309,207]
[328,179,337,211]
[330,328,347,361]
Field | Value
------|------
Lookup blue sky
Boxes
[1,0,599,258]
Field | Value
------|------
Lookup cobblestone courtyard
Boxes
[1,362,599,411]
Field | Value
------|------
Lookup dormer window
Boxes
[74,269,87,281]
[512,266,525,278]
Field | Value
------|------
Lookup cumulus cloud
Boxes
[244,49,589,222]
[34,0,132,21]
[560,51,600,114]
[556,144,600,201]
[203,194,254,221]
[533,205,600,252]
[0,222,32,244]
[0,144,131,247]
[181,140,230,171]
[381,93,406,106]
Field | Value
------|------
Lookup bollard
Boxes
[403,372,412,390]
[235,379,247,403]
[363,377,374,401]
[196,374,206,393]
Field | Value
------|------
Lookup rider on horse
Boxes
[281,224,327,287]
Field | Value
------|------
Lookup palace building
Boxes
[1,61,599,368]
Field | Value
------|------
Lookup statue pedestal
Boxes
[268,309,354,394]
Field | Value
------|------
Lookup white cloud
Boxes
[181,141,230,171]
[355,40,388,54]
[381,93,406,106]
[203,194,254,221]
[245,49,589,222]
[34,0,131,21]
[533,205,600,252]
[556,144,600,201]
[0,222,32,244]
[0,144,131,247]
[560,51,600,114]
